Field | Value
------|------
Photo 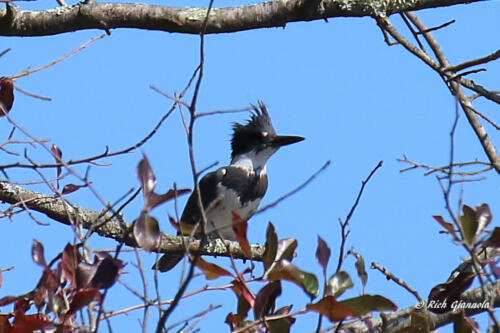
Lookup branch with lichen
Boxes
[0,180,265,260]
[0,0,484,37]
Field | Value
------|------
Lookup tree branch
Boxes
[0,0,484,37]
[0,180,264,260]
[336,281,500,332]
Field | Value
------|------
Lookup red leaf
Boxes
[50,144,63,179]
[89,254,122,289]
[50,144,62,161]
[193,257,233,280]
[483,227,500,247]
[253,281,281,319]
[136,155,190,212]
[133,212,161,251]
[0,77,14,116]
[76,262,95,290]
[232,212,251,257]
[146,188,190,212]
[61,243,81,288]
[307,295,356,322]
[31,239,47,268]
[40,268,59,293]
[62,183,88,194]
[0,314,12,333]
[262,223,278,271]
[66,288,99,315]
[11,311,52,333]
[76,253,122,290]
[316,235,331,274]
[137,154,156,198]
[432,215,458,239]
[231,279,255,309]
[225,313,244,330]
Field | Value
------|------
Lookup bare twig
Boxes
[416,19,455,34]
[377,13,500,174]
[14,85,52,101]
[335,160,383,273]
[195,106,251,118]
[371,261,422,302]
[465,104,500,130]
[255,160,331,215]
[0,48,10,57]
[397,155,493,176]
[469,90,500,102]
[155,1,215,331]
[444,47,500,73]
[11,34,107,79]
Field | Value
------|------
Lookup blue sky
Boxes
[1,1,499,332]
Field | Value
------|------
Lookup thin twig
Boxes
[14,85,52,101]
[0,48,11,58]
[195,106,251,118]
[11,34,107,79]
[155,1,215,331]
[255,160,331,215]
[416,19,455,34]
[397,155,493,176]
[445,47,500,73]
[465,104,500,130]
[336,160,383,273]
[400,13,425,50]
[371,261,422,302]
[446,67,486,81]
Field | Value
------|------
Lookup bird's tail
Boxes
[153,252,185,272]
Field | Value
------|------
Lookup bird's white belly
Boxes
[205,186,260,240]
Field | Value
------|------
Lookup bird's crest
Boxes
[231,101,277,157]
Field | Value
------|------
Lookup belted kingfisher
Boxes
[155,101,304,271]
[181,101,304,240]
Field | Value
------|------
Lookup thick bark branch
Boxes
[0,181,264,260]
[338,281,500,332]
[0,0,483,37]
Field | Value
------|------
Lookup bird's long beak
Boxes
[269,135,305,148]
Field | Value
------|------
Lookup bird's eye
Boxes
[261,132,269,138]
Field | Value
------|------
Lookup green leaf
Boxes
[340,294,397,315]
[268,306,295,333]
[266,259,319,298]
[353,252,368,288]
[275,238,297,262]
[325,271,353,298]
[460,205,478,246]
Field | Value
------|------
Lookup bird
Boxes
[155,101,304,271]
